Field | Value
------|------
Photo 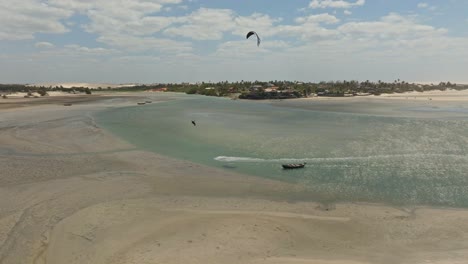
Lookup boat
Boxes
[137,102,146,105]
[282,163,306,169]
[145,100,152,103]
[63,103,72,106]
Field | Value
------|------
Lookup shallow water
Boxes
[97,94,468,207]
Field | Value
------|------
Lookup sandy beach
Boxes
[265,89,468,120]
[1,93,468,264]
[313,89,468,103]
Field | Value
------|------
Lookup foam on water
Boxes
[214,153,468,163]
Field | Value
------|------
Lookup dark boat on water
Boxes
[282,163,306,169]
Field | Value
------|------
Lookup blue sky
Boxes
[1,0,468,84]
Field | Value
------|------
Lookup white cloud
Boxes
[0,0,188,55]
[417,3,429,8]
[214,41,268,58]
[35,44,119,59]
[35,42,55,49]
[48,0,182,13]
[0,0,71,40]
[164,9,284,41]
[112,55,161,64]
[273,11,468,78]
[97,34,192,53]
[63,44,118,55]
[295,13,340,24]
[71,0,185,36]
[417,2,437,11]
[232,13,282,37]
[214,40,290,59]
[212,11,468,79]
[164,8,235,40]
[85,13,183,37]
[2,1,468,83]
[45,0,186,52]
[309,0,365,9]
[338,13,446,41]
[276,14,340,41]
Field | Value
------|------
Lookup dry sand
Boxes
[1,93,468,264]
[302,89,468,102]
[268,89,468,119]
[377,89,468,102]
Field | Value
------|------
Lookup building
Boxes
[264,86,279,92]
[249,85,263,92]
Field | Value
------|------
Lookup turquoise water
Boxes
[97,94,468,207]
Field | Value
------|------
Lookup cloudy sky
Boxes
[1,0,468,84]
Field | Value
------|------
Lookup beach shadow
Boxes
[222,164,237,169]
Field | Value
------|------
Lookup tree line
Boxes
[1,80,465,99]
[0,84,92,95]
[120,80,464,98]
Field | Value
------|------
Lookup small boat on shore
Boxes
[145,100,152,103]
[63,103,72,106]
[282,163,306,169]
[137,102,146,105]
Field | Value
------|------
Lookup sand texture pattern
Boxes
[1,94,468,264]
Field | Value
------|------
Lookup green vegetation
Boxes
[37,88,47,96]
[0,84,29,93]
[112,80,465,100]
[0,84,94,95]
[0,80,465,100]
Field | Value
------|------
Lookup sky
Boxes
[1,0,468,84]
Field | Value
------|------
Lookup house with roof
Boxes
[249,85,263,92]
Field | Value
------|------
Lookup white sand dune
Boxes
[1,94,468,264]
[27,82,137,89]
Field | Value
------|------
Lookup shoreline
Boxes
[234,88,468,102]
[300,89,468,102]
[1,92,468,263]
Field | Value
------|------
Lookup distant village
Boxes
[0,80,466,100]
[138,80,466,100]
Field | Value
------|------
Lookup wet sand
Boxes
[0,93,147,110]
[1,93,468,264]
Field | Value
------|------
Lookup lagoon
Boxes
[97,94,468,207]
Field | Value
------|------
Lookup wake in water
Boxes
[214,153,468,163]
